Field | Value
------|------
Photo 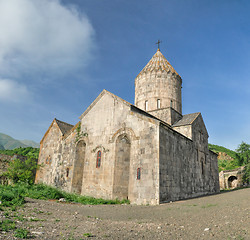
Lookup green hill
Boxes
[20,140,40,148]
[208,144,237,159]
[0,133,39,150]
[208,143,249,172]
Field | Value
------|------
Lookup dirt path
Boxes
[1,188,249,239]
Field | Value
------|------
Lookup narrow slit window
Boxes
[137,168,141,180]
[96,150,101,168]
[157,99,161,109]
[66,168,69,177]
[145,100,148,111]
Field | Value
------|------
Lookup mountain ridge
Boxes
[0,133,39,150]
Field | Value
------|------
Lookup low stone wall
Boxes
[219,166,245,189]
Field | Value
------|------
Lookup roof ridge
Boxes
[55,118,74,136]
[136,49,180,78]
[55,118,74,127]
[80,89,132,119]
[172,112,201,127]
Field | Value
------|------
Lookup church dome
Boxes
[134,48,182,116]
[137,49,180,77]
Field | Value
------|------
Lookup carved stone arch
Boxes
[75,135,89,146]
[117,133,131,144]
[113,133,131,200]
[228,175,238,189]
[110,126,139,143]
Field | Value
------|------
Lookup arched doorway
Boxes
[113,134,131,200]
[228,176,238,189]
[71,141,86,194]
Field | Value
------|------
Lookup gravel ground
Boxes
[0,188,249,240]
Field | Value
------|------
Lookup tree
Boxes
[242,163,250,184]
[236,142,250,184]
[3,157,38,184]
[236,142,250,165]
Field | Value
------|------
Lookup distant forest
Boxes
[209,142,249,183]
[0,147,39,159]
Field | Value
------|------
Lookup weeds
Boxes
[83,232,93,237]
[201,204,217,208]
[0,183,129,205]
[0,219,16,231]
[14,228,30,239]
[0,183,128,239]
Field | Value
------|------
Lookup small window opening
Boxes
[46,155,51,164]
[137,168,141,180]
[96,150,101,168]
[170,100,173,108]
[145,100,148,111]
[157,99,161,109]
[66,168,69,177]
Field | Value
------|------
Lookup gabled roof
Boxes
[172,112,200,127]
[136,49,180,78]
[79,89,173,127]
[79,89,132,119]
[40,118,73,144]
[55,119,74,135]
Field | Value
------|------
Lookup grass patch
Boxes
[0,185,25,207]
[83,232,93,237]
[0,219,16,231]
[14,228,30,239]
[201,203,217,208]
[0,183,129,206]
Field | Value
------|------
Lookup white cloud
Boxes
[0,79,30,103]
[0,0,95,78]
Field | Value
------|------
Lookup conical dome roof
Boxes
[137,49,180,77]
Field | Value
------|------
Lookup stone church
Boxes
[35,48,220,205]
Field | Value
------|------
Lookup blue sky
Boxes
[0,0,249,150]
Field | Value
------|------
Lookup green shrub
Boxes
[0,185,25,207]
[3,157,38,184]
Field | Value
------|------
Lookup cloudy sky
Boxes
[0,0,249,150]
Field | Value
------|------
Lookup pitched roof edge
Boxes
[135,49,181,79]
[159,121,193,142]
[172,112,201,127]
[40,118,62,144]
[62,121,80,140]
[79,89,132,119]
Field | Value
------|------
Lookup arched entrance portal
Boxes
[71,141,86,194]
[113,134,131,200]
[228,176,238,189]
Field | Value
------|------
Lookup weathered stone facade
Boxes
[219,167,245,189]
[35,49,220,204]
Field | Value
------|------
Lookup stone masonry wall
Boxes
[35,121,63,186]
[135,71,182,115]
[159,123,219,203]
[77,92,160,205]
[148,107,182,125]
